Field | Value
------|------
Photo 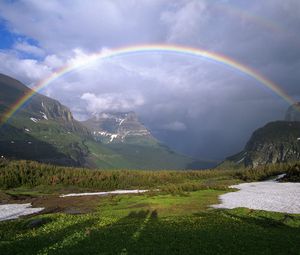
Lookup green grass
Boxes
[97,190,223,217]
[105,143,194,170]
[0,160,299,254]
[0,191,299,255]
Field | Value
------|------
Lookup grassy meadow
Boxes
[0,159,299,254]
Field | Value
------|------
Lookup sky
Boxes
[0,0,300,161]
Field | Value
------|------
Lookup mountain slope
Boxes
[82,111,204,169]
[223,121,300,168]
[0,73,94,166]
[0,73,205,169]
[82,112,153,144]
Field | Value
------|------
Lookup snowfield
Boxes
[0,203,44,221]
[212,179,300,214]
[60,189,149,197]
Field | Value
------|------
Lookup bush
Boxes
[281,164,300,182]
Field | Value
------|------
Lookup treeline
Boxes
[233,163,290,181]
[0,159,235,190]
[0,159,295,191]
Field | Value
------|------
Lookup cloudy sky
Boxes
[0,0,300,161]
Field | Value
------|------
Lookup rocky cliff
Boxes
[222,102,300,168]
[0,73,91,166]
[226,121,300,167]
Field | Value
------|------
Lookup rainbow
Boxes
[1,44,295,124]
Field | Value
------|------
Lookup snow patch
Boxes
[212,178,300,214]
[40,111,48,120]
[110,134,118,142]
[0,203,44,221]
[119,119,125,126]
[30,117,38,123]
[100,131,110,136]
[60,189,148,198]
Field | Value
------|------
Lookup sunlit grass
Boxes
[0,190,300,255]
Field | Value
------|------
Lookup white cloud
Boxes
[44,54,64,69]
[80,92,145,114]
[160,0,207,43]
[0,51,51,85]
[0,0,167,53]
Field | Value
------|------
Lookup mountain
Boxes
[81,111,208,169]
[82,112,153,144]
[0,73,93,166]
[0,73,206,169]
[223,121,300,168]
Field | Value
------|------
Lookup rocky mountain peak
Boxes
[82,111,153,144]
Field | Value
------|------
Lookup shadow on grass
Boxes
[62,210,151,255]
[1,209,300,255]
[0,216,96,255]
[221,210,285,228]
[126,210,300,255]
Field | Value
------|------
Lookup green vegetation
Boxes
[0,73,212,170]
[97,190,223,217]
[233,163,289,181]
[0,159,237,191]
[0,194,300,255]
[0,159,299,254]
[0,159,290,191]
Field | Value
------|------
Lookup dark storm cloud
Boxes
[0,0,299,160]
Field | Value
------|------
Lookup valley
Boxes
[0,73,300,254]
[1,1,300,254]
[1,70,300,255]
[0,74,206,170]
[0,160,299,254]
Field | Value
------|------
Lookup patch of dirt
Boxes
[0,193,104,215]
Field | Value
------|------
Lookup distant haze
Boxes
[0,0,300,160]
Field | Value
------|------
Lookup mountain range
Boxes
[1,72,300,170]
[0,73,210,170]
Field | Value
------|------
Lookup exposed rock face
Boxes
[82,112,153,144]
[27,95,89,135]
[227,121,300,167]
[0,73,91,166]
[285,102,300,121]
[0,73,89,135]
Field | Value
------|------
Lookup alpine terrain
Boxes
[0,73,204,170]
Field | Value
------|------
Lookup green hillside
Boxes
[0,73,204,169]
